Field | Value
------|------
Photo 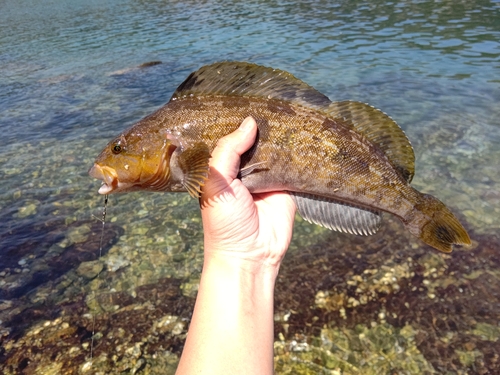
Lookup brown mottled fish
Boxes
[89,61,471,253]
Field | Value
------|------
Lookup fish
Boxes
[89,61,471,253]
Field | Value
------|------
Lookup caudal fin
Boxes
[408,193,471,253]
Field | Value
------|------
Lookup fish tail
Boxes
[407,193,471,253]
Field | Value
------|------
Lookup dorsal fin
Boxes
[290,192,382,236]
[325,101,415,183]
[170,61,331,109]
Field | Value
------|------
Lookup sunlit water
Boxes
[1,0,500,373]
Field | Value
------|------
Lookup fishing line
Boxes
[89,194,108,363]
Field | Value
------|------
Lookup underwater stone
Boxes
[81,361,93,372]
[76,260,104,279]
[471,322,500,342]
[180,280,199,298]
[0,300,13,311]
[172,322,185,335]
[105,254,130,273]
[456,349,482,367]
[155,314,186,336]
[16,202,38,218]
[66,224,91,244]
[125,342,143,358]
[130,226,149,235]
[131,358,145,375]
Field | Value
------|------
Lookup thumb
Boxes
[203,117,257,196]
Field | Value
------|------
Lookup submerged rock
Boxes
[76,260,104,280]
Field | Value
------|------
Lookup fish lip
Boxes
[97,183,114,195]
[89,164,118,194]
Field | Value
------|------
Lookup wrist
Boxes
[202,249,281,284]
[203,242,283,278]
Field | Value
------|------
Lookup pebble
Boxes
[81,361,93,372]
[105,255,130,272]
[76,261,104,279]
[16,203,37,218]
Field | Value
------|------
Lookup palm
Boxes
[201,178,296,266]
[200,117,296,266]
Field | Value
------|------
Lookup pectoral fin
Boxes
[178,142,211,198]
[290,192,382,236]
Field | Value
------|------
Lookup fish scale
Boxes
[89,61,471,253]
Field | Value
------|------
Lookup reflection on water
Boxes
[0,0,499,373]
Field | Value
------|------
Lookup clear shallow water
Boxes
[1,0,500,373]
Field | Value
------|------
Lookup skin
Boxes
[175,117,296,375]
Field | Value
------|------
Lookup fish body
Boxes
[89,61,471,253]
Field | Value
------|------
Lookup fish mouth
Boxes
[88,164,119,194]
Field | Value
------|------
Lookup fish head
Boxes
[89,130,177,194]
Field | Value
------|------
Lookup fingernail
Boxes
[239,116,254,132]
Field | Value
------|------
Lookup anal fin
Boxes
[290,192,382,236]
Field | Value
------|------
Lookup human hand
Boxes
[200,117,296,270]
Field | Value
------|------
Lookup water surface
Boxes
[1,0,499,373]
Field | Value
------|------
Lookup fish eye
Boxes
[112,144,123,154]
